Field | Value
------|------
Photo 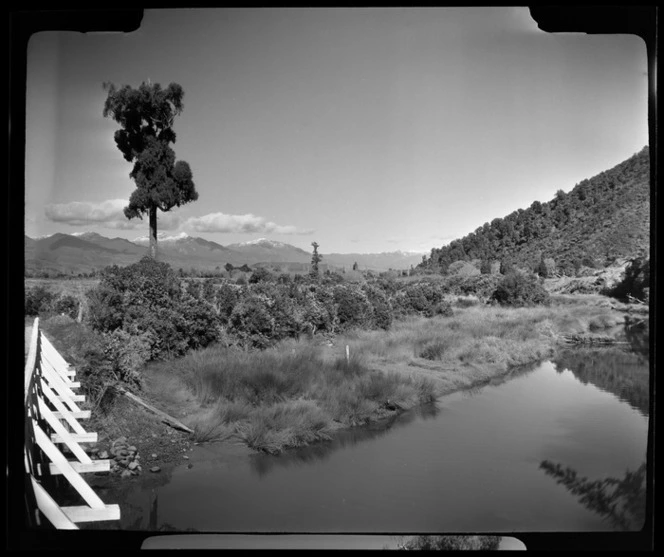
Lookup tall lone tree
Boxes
[103,81,198,259]
[310,242,323,278]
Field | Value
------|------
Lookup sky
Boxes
[24,7,649,254]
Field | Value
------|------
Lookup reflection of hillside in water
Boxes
[552,323,649,416]
[460,360,542,399]
[623,318,649,359]
[540,459,647,531]
[249,403,440,478]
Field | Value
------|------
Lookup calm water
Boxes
[101,330,649,534]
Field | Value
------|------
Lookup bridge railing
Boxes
[24,317,120,528]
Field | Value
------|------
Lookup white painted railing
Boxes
[24,317,120,528]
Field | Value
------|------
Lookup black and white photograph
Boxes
[15,6,654,551]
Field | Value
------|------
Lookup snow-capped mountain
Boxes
[233,238,296,249]
[133,231,192,244]
[25,230,423,275]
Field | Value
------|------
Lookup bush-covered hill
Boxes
[420,147,650,276]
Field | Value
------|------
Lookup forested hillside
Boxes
[420,146,650,276]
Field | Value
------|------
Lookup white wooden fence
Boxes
[24,317,120,528]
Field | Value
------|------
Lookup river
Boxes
[94,323,650,535]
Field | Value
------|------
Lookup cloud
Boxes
[44,199,182,230]
[45,199,127,226]
[186,212,313,235]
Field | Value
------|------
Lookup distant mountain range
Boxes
[24,232,425,276]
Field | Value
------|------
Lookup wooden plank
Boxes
[49,460,111,475]
[30,476,79,530]
[53,410,91,420]
[40,334,71,368]
[38,400,92,464]
[50,432,98,444]
[41,358,82,403]
[33,424,105,509]
[41,351,78,386]
[24,317,40,404]
[41,381,88,435]
[116,386,194,434]
[61,504,121,523]
[57,395,85,403]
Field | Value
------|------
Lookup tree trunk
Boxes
[149,206,158,260]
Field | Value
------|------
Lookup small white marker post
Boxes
[346,345,350,365]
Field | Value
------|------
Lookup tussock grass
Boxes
[235,400,332,454]
[328,303,616,377]
[146,340,436,453]
[142,298,619,454]
[189,407,237,443]
[215,400,253,424]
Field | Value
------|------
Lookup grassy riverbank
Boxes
[113,295,627,454]
[38,294,634,458]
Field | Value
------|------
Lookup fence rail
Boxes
[24,317,120,528]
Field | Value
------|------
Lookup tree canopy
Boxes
[419,147,649,276]
[103,81,198,258]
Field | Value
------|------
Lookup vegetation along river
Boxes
[93,324,649,534]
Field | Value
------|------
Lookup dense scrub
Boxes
[32,262,626,455]
[24,285,79,319]
[421,146,650,276]
[491,271,551,307]
[26,256,559,411]
[28,258,456,398]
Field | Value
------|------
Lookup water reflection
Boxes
[623,318,649,360]
[82,467,175,531]
[539,460,647,531]
[249,403,440,478]
[460,361,541,399]
[552,347,649,416]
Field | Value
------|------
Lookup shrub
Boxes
[201,279,215,300]
[102,257,181,307]
[180,296,222,350]
[229,293,276,348]
[398,282,445,316]
[185,279,201,298]
[86,285,124,332]
[300,289,336,334]
[25,286,56,316]
[362,283,393,330]
[333,284,373,330]
[215,282,242,324]
[87,257,220,359]
[100,329,152,387]
[52,294,80,319]
[249,267,274,284]
[491,272,551,307]
[606,257,650,302]
[537,257,557,278]
[429,301,453,318]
